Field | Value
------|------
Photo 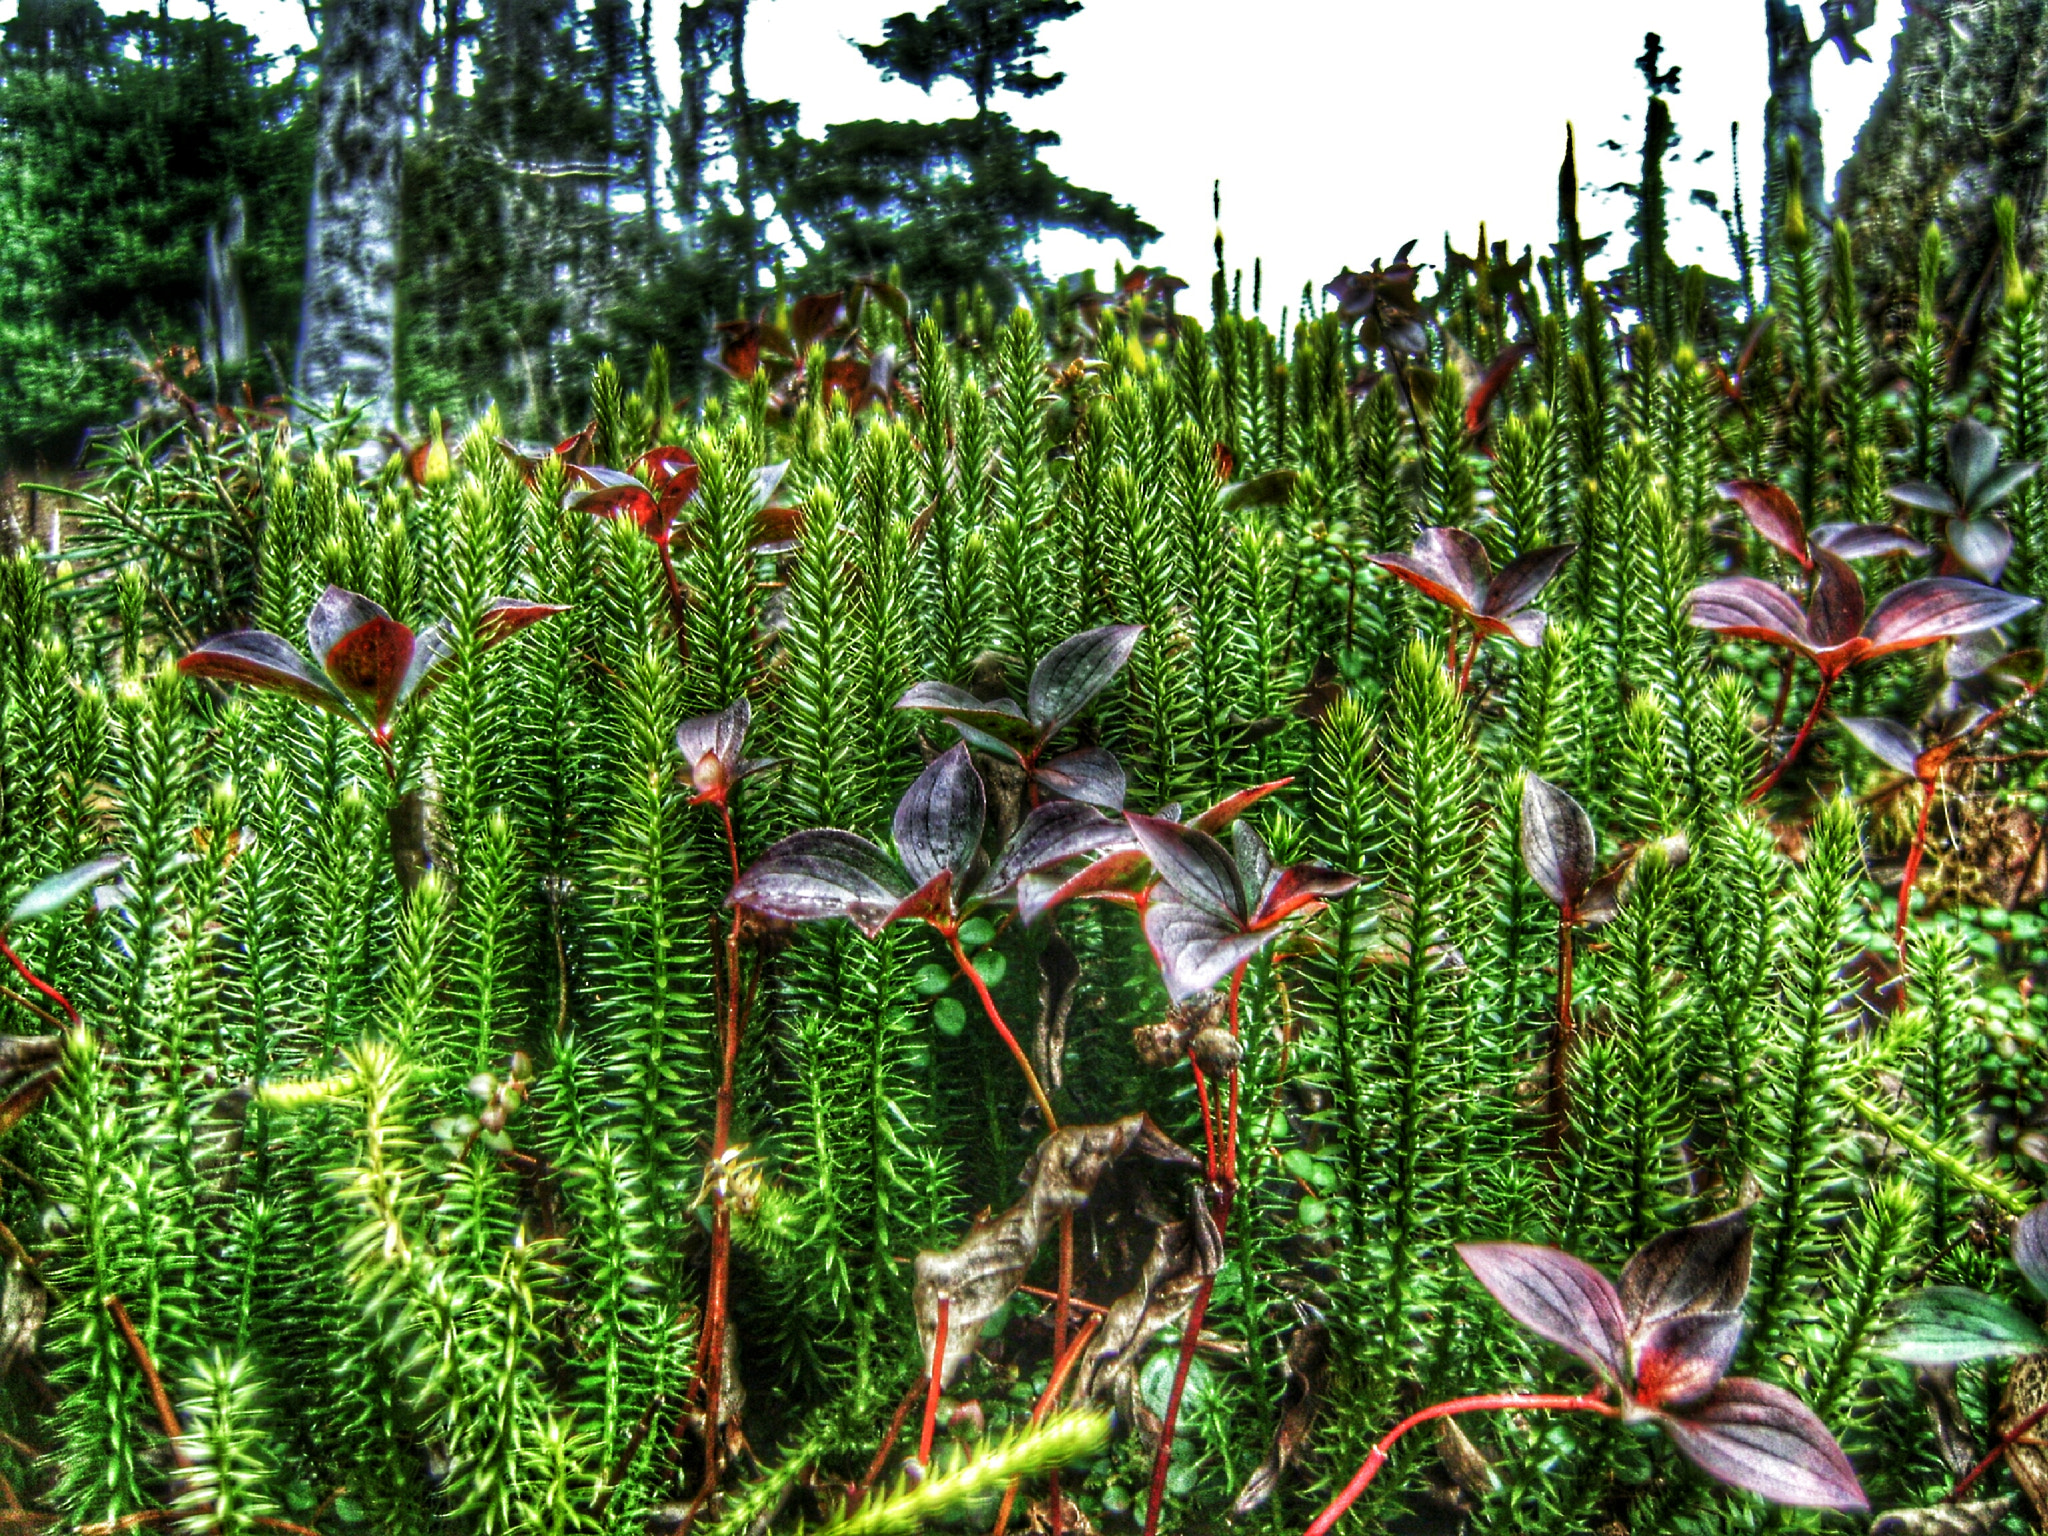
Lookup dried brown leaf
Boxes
[913,1116,1198,1387]
[1231,1320,1331,1516]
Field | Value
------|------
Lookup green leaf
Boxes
[8,854,124,927]
[974,951,1007,987]
[957,917,996,948]
[913,962,954,996]
[1883,1286,2048,1365]
[933,997,967,1037]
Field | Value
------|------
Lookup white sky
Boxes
[104,0,1906,313]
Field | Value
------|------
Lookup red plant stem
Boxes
[1303,1393,1616,1536]
[1952,1399,2048,1501]
[856,1376,927,1503]
[993,1313,1104,1536]
[1545,916,1574,1149]
[0,936,76,1028]
[1189,1058,1219,1178]
[1748,675,1832,802]
[1896,778,1936,950]
[105,1295,189,1469]
[1765,652,1795,738]
[1224,965,1245,1183]
[1049,1211,1074,1536]
[919,1295,950,1468]
[947,931,1058,1130]
[698,804,749,1506]
[1455,629,1482,694]
[1444,616,1460,677]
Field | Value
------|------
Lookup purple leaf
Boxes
[1656,1377,1867,1512]
[1484,544,1576,618]
[1969,460,2039,514]
[1838,717,1923,777]
[893,743,985,890]
[1864,579,2040,657]
[1717,481,1809,566]
[1887,481,1959,516]
[1948,516,2013,584]
[1456,1241,1628,1386]
[395,623,454,708]
[2014,1205,2048,1302]
[178,631,348,714]
[1805,548,1866,649]
[1631,1310,1743,1409]
[1948,418,2000,507]
[1617,1209,1754,1335]
[894,682,1038,751]
[1031,747,1126,809]
[751,461,790,513]
[1519,774,1596,914]
[1027,625,1145,732]
[306,587,394,669]
[1143,890,1277,999]
[983,802,1130,896]
[9,853,128,926]
[677,697,751,781]
[1810,522,1929,561]
[1368,527,1489,613]
[729,829,912,937]
[1687,579,1809,650]
[1126,814,1247,924]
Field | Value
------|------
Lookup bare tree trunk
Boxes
[295,0,416,428]
[1835,0,2048,327]
[1764,0,1826,259]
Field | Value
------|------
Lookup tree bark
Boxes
[295,0,415,427]
[1835,0,2048,327]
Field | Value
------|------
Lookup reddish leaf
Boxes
[1631,1310,1743,1409]
[1519,774,1596,914]
[789,291,847,352]
[1717,480,1809,567]
[1456,1241,1628,1385]
[1126,815,1247,924]
[565,465,658,529]
[1465,341,1536,434]
[677,696,751,800]
[1686,579,1809,650]
[477,597,567,646]
[983,802,1130,896]
[1015,847,1148,926]
[1143,890,1276,999]
[1368,527,1489,614]
[306,587,391,669]
[1864,579,2040,658]
[178,631,347,714]
[893,743,985,891]
[1190,778,1294,835]
[1256,864,1361,927]
[729,829,912,937]
[1805,548,1865,649]
[1656,1377,1867,1511]
[322,617,414,732]
[883,870,955,930]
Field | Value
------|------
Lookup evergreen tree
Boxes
[0,0,309,461]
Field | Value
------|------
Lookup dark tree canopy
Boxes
[857,0,1080,113]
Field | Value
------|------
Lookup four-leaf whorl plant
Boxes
[1367,527,1575,689]
[177,584,563,771]
[1305,1211,1866,1534]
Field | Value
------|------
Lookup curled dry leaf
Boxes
[1230,1320,1330,1516]
[1075,1214,1209,1446]
[913,1115,1199,1388]
[1869,1497,2019,1536]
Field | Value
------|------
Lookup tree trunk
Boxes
[1763,0,1826,264]
[295,0,415,428]
[1835,0,2048,329]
